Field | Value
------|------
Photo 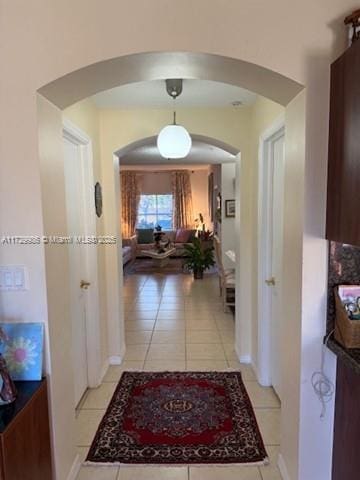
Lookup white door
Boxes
[269,133,285,399]
[63,136,90,407]
[258,120,285,400]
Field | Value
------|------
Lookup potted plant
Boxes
[184,237,215,279]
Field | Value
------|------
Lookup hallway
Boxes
[76,272,281,479]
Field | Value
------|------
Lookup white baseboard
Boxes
[278,453,290,480]
[251,360,260,379]
[234,343,252,365]
[109,355,123,365]
[239,354,251,364]
[99,359,110,383]
[67,453,81,480]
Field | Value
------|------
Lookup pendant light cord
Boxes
[173,97,177,125]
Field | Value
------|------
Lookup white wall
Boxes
[221,163,236,270]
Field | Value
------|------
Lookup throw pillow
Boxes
[136,228,154,244]
[175,228,192,243]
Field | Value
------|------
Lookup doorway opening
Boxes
[37,51,303,480]
[115,131,240,370]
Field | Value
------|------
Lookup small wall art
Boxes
[94,182,103,218]
[225,199,235,217]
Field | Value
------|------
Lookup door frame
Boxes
[63,119,102,389]
[257,115,285,386]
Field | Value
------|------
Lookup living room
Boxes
[120,163,234,271]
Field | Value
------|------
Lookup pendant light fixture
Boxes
[157,79,192,159]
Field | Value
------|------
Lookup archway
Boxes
[115,133,241,364]
[37,51,305,480]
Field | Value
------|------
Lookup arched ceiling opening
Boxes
[38,52,303,109]
[115,134,239,166]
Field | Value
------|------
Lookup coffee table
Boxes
[140,247,176,268]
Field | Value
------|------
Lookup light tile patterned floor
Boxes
[76,272,282,480]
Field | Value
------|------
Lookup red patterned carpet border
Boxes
[86,371,268,465]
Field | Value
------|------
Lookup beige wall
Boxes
[0,2,353,478]
[37,96,77,480]
[191,170,211,228]
[63,99,109,372]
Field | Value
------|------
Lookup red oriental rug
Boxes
[86,371,268,466]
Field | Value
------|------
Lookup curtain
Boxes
[171,170,194,229]
[120,171,141,238]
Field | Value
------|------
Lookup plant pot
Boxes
[193,268,204,279]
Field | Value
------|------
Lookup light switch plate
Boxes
[0,265,28,291]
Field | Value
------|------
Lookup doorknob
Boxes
[80,280,91,289]
[265,277,276,286]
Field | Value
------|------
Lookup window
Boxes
[137,194,173,229]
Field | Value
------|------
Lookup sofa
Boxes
[127,229,196,258]
[122,236,137,265]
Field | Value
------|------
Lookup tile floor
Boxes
[76,272,282,480]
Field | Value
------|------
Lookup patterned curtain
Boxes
[171,171,194,229]
[121,171,141,238]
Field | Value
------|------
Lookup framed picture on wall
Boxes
[225,199,235,217]
[94,182,103,218]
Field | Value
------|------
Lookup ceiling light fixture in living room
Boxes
[157,79,192,159]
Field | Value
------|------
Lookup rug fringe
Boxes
[83,458,270,468]
[113,369,247,373]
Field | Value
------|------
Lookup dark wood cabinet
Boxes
[332,360,360,480]
[326,40,360,246]
[0,379,52,480]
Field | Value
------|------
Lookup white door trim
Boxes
[63,119,102,389]
[257,115,285,386]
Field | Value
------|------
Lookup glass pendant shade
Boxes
[157,124,192,159]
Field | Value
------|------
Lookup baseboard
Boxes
[99,359,110,383]
[109,355,123,365]
[66,453,81,480]
[278,453,290,480]
[239,354,251,364]
[251,360,260,379]
[234,343,252,365]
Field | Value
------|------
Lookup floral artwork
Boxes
[0,323,44,380]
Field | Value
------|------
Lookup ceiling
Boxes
[119,138,236,165]
[92,79,257,108]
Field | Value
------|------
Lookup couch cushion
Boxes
[163,230,176,242]
[122,246,131,255]
[136,228,153,244]
[175,229,195,243]
[137,243,154,251]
